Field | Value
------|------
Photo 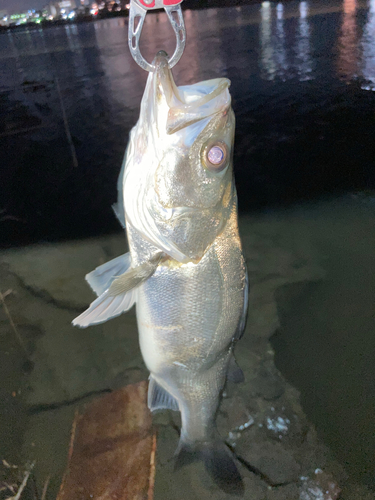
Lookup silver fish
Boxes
[73,51,248,494]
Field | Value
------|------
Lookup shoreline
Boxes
[0,0,333,33]
[0,196,374,498]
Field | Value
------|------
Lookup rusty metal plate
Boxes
[57,381,156,500]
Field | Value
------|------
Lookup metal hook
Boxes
[128,0,186,72]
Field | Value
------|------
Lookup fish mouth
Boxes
[152,51,232,135]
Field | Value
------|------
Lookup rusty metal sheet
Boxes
[57,381,156,500]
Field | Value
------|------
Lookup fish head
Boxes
[123,52,236,262]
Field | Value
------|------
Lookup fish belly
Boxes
[135,217,245,442]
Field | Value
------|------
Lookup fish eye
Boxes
[203,141,228,172]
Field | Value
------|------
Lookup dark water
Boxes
[1,0,375,247]
[267,196,375,490]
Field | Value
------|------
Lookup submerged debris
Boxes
[300,469,341,500]
[0,461,36,500]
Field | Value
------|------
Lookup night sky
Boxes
[0,0,50,14]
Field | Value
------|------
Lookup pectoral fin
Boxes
[72,288,137,328]
[86,253,132,296]
[72,253,162,328]
[106,253,161,296]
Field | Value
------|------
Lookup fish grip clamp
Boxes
[128,0,186,72]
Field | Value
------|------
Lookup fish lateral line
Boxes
[139,321,184,332]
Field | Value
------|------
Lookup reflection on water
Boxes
[0,0,375,241]
[337,0,359,80]
[178,9,201,83]
[295,2,313,81]
[259,1,313,81]
[260,2,276,80]
[65,25,89,81]
[275,4,288,79]
[2,1,375,89]
[0,0,375,236]
[257,0,375,86]
[337,0,375,88]
[93,18,144,110]
[361,0,375,89]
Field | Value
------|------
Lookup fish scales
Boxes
[73,51,247,494]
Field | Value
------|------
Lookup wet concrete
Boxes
[270,195,375,491]
[1,204,374,499]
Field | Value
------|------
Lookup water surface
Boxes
[1,0,375,245]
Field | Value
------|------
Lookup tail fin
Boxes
[174,439,244,496]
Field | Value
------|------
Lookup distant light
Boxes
[261,1,271,21]
[68,11,76,18]
[276,3,283,19]
[125,3,130,8]
[61,9,66,14]
[343,0,356,15]
[300,1,308,19]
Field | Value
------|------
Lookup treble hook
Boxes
[128,0,186,72]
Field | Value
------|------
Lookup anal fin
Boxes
[148,376,179,412]
[227,356,244,384]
